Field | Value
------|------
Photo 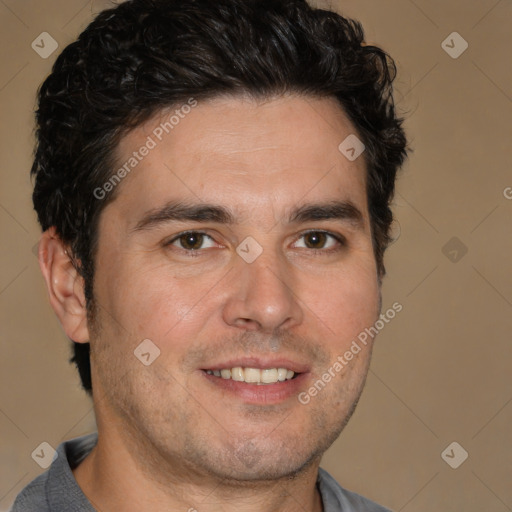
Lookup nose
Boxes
[222,252,304,333]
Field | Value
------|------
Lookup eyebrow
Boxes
[131,199,364,232]
[132,202,234,232]
[288,201,364,228]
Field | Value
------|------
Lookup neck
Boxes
[73,428,324,512]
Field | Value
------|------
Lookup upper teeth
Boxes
[205,367,295,384]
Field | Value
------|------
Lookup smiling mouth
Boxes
[203,367,298,384]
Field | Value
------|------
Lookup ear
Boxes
[38,227,90,343]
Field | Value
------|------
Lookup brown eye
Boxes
[293,231,342,251]
[170,232,216,251]
[304,231,328,249]
[179,233,204,250]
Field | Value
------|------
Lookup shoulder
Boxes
[318,467,393,512]
[10,433,98,512]
[10,471,50,512]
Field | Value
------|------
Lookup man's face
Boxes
[89,95,380,482]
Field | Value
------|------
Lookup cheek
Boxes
[97,255,220,343]
[305,262,380,343]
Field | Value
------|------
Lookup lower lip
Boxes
[201,371,308,405]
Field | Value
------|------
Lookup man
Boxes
[12,0,407,510]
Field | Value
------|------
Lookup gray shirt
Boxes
[11,433,391,511]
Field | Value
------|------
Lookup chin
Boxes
[209,454,319,483]
[196,432,331,483]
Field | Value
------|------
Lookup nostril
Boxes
[234,318,262,330]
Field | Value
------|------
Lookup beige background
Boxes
[1,0,511,510]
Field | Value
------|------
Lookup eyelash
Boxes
[164,229,347,256]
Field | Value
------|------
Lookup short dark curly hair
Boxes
[32,0,407,396]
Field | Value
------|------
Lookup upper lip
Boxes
[201,357,310,374]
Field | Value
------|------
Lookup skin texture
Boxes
[39,95,381,512]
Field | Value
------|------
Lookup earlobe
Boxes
[38,228,90,343]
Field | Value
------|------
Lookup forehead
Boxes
[108,95,368,225]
